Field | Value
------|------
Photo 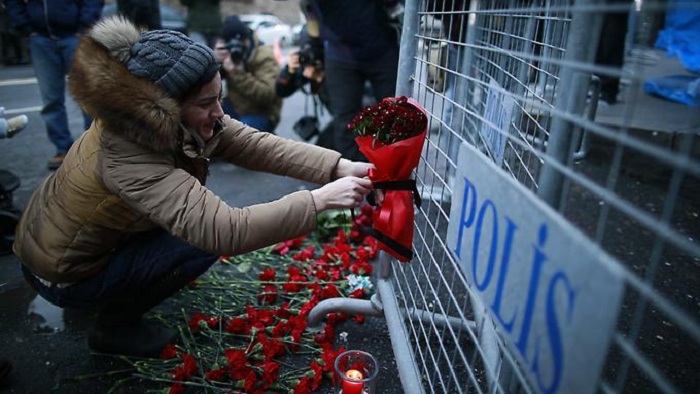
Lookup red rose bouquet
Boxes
[349,96,428,262]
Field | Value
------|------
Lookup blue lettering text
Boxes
[473,200,498,291]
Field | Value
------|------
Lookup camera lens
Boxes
[298,44,318,69]
[230,50,243,64]
[226,38,245,63]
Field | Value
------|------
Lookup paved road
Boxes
[0,62,401,393]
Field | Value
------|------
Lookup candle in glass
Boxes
[335,350,378,394]
[343,369,364,394]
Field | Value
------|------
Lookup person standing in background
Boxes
[117,0,161,31]
[5,0,103,170]
[275,26,334,149]
[180,0,222,46]
[0,3,28,66]
[212,15,282,133]
[301,0,402,162]
[595,0,631,105]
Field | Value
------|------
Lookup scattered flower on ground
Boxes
[116,207,377,393]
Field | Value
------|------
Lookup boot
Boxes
[88,268,192,358]
[88,318,176,358]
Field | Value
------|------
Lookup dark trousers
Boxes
[595,2,630,102]
[324,47,399,161]
[23,229,218,310]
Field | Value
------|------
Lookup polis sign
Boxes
[446,143,623,394]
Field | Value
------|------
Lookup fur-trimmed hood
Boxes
[69,17,181,153]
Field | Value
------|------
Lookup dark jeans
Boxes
[29,34,91,154]
[324,47,399,161]
[22,229,218,309]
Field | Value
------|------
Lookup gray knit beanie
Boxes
[88,16,219,100]
[128,30,219,99]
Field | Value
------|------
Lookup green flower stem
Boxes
[64,367,135,381]
[131,374,227,391]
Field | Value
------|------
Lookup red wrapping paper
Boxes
[354,98,427,262]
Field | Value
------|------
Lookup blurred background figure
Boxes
[212,15,281,133]
[4,0,103,170]
[0,3,28,66]
[180,0,222,46]
[117,0,161,31]
[0,105,28,260]
[595,0,632,105]
[275,25,334,149]
[427,0,466,132]
[301,0,403,162]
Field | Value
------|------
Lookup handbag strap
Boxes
[301,83,323,120]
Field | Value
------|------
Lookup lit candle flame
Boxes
[345,369,363,380]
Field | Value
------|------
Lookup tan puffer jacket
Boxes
[14,19,341,283]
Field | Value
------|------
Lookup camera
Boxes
[226,38,245,64]
[298,43,322,70]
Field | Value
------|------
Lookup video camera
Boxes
[298,43,323,70]
[226,38,245,64]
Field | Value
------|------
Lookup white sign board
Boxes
[479,78,514,166]
[446,143,623,394]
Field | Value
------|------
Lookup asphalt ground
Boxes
[0,60,402,393]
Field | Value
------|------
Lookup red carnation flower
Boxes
[160,344,178,359]
[257,284,278,305]
[348,96,426,148]
[258,267,276,281]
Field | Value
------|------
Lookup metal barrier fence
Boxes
[306,1,698,392]
[385,0,699,393]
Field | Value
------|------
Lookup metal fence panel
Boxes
[387,0,700,392]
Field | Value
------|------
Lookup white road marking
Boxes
[5,106,42,115]
[0,77,41,114]
[0,77,38,86]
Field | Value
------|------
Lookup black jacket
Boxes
[5,0,103,38]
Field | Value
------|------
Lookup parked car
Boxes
[101,4,188,35]
[239,13,293,47]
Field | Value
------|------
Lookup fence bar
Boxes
[378,254,425,394]
[306,296,383,332]
[405,308,477,333]
[396,0,422,97]
[536,0,603,208]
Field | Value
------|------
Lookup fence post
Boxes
[537,0,604,208]
[377,1,428,392]
[395,0,422,97]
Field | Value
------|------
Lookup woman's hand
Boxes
[311,176,373,211]
[333,158,374,179]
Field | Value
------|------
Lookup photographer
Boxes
[301,0,402,162]
[276,27,334,149]
[213,15,281,133]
